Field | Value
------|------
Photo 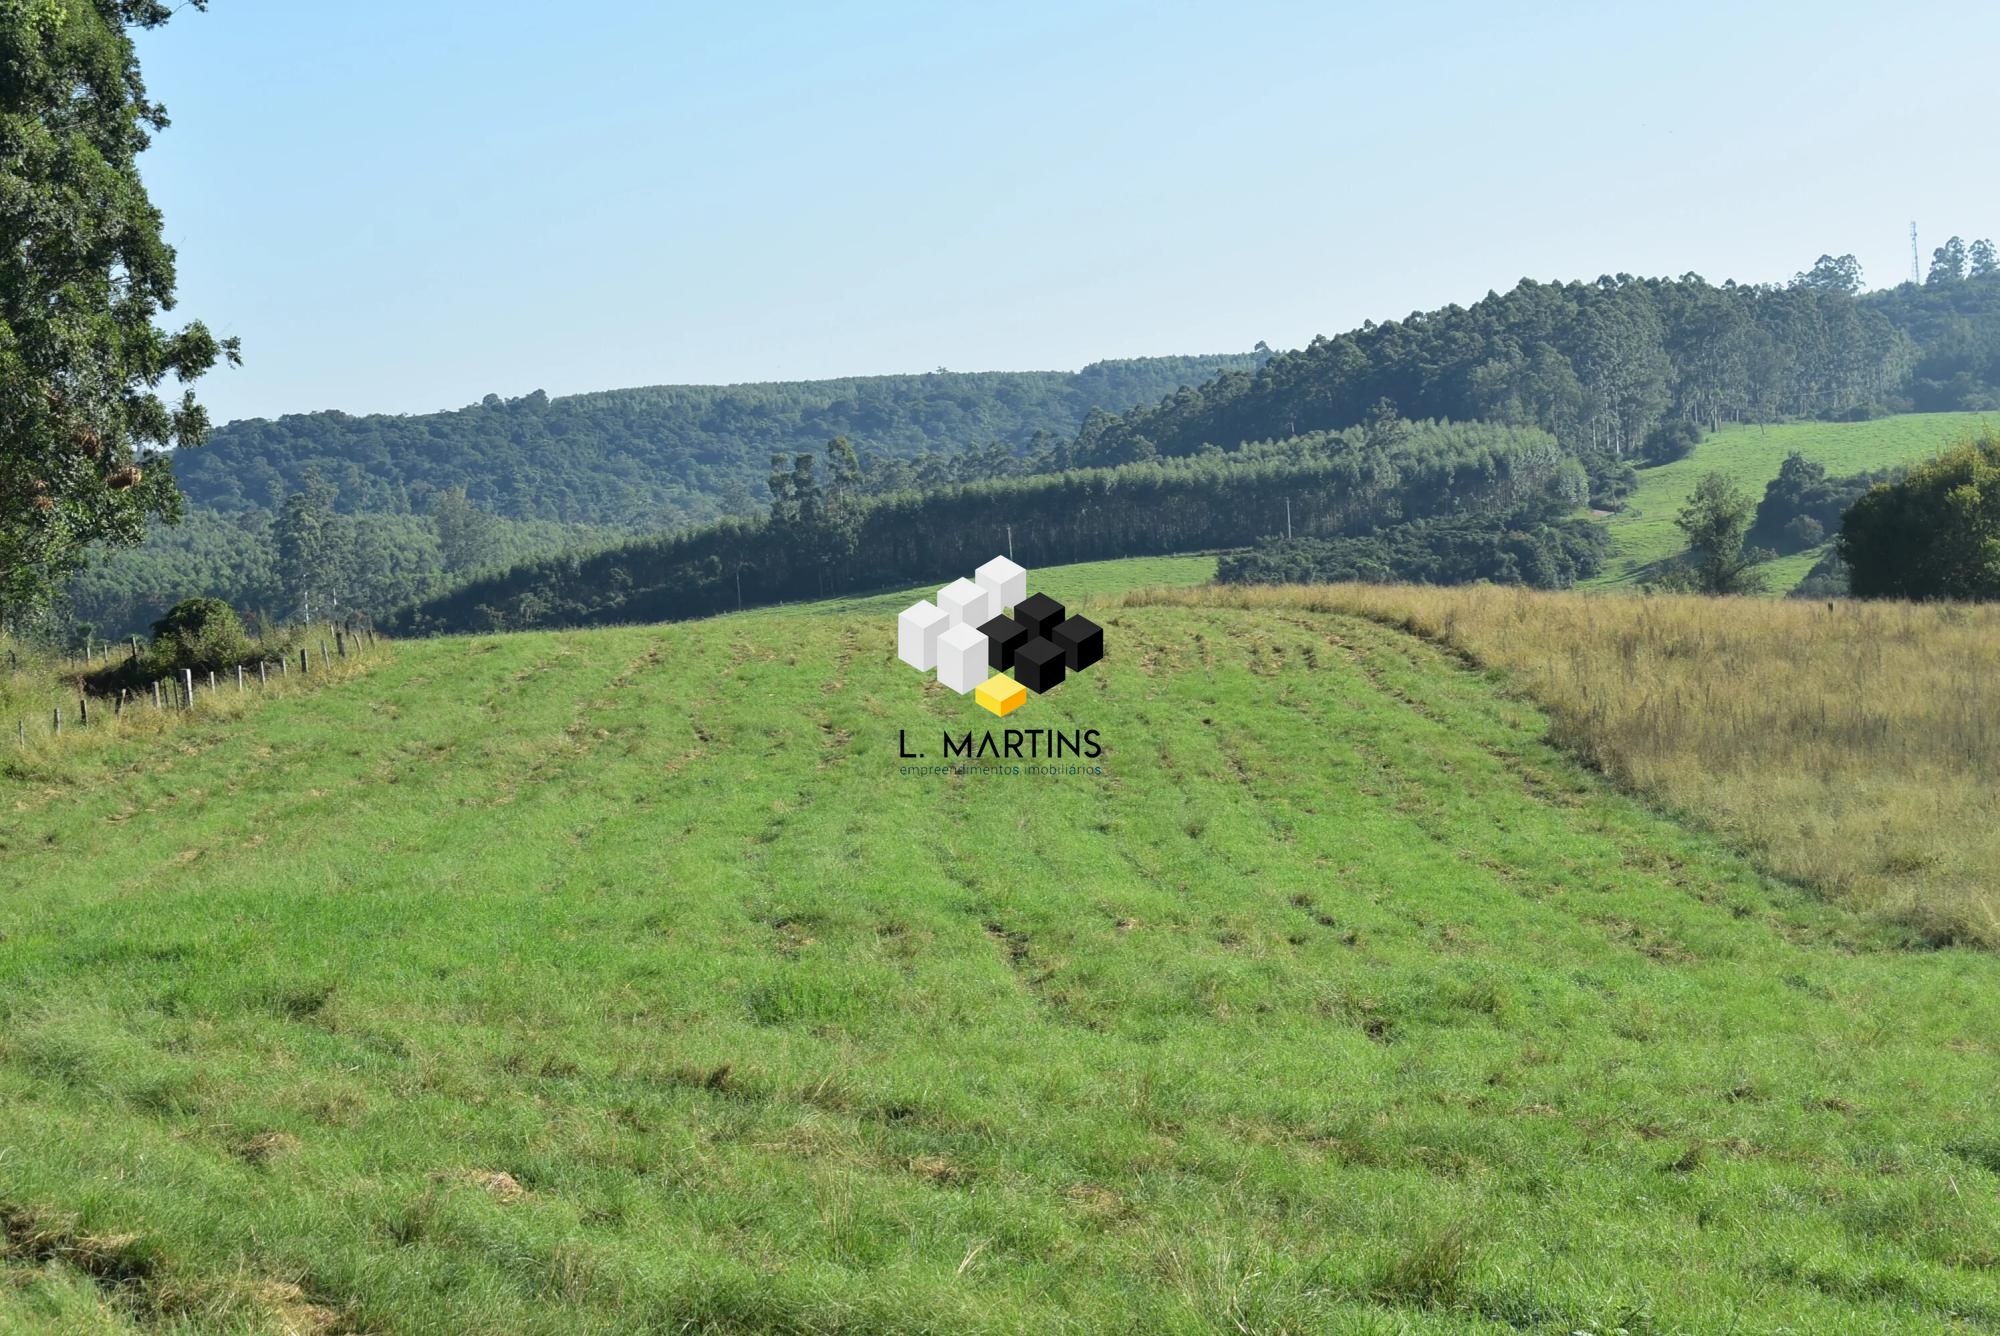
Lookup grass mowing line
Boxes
[1127,582,2000,948]
[5,605,2000,1329]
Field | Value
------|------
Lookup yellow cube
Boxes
[975,673,1026,718]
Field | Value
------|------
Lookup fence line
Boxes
[9,623,385,751]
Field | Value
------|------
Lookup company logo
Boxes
[896,556,1104,716]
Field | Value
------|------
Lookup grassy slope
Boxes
[4,571,2000,1330]
[768,553,1220,621]
[1590,412,1996,592]
[1136,584,2000,949]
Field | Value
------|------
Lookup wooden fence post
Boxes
[115,691,125,717]
[236,664,245,691]
[78,696,87,727]
[52,706,60,736]
[259,660,268,686]
[183,668,194,711]
[336,630,346,658]
[152,680,162,709]
[279,655,288,678]
[300,647,309,675]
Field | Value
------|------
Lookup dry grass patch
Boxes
[1119,583,2000,946]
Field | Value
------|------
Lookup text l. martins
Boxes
[898,728,1103,760]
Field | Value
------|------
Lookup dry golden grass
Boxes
[1,629,388,776]
[1117,583,2000,947]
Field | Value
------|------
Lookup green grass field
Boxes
[764,553,1220,620]
[6,565,2000,1332]
[1590,412,1996,592]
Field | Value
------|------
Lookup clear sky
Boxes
[136,0,2000,425]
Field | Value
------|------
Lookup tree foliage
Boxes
[0,0,237,616]
[1747,452,1899,554]
[63,499,608,639]
[1841,433,2000,600]
[171,357,1267,530]
[1215,513,1606,589]
[1054,273,1923,470]
[1658,473,1767,594]
[430,485,495,573]
[145,594,249,673]
[1928,237,1974,286]
[274,471,338,621]
[1866,265,2000,411]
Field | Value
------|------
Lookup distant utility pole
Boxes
[1284,497,1292,541]
[1911,221,1921,284]
[1005,524,1014,560]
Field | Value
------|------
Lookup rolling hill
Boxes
[175,357,1267,529]
[1591,411,1997,592]
[7,560,2000,1332]
[77,263,2000,639]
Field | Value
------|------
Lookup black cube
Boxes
[1014,592,1066,642]
[1013,636,1067,693]
[1051,615,1103,672]
[978,614,1029,671]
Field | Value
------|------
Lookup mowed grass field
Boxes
[1590,412,1995,592]
[6,572,2000,1331]
[765,553,1220,621]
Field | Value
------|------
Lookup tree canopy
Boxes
[1841,433,2000,600]
[172,357,1268,530]
[0,0,237,617]
[1055,273,1939,472]
[1660,473,1766,595]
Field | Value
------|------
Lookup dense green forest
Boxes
[391,421,1578,632]
[1048,258,2000,477]
[1872,239,2000,409]
[173,356,1267,528]
[1214,514,1607,589]
[63,504,612,645]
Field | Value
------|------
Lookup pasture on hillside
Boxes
[762,554,1220,621]
[1590,411,1995,592]
[5,571,2000,1332]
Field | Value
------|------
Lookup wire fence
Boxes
[5,623,385,754]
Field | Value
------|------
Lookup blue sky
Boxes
[136,1,2000,425]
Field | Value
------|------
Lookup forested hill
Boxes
[1055,263,2000,469]
[174,355,1264,530]
[391,420,1596,633]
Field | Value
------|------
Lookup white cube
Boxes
[898,599,950,671]
[937,577,994,629]
[936,622,988,694]
[975,555,1027,613]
